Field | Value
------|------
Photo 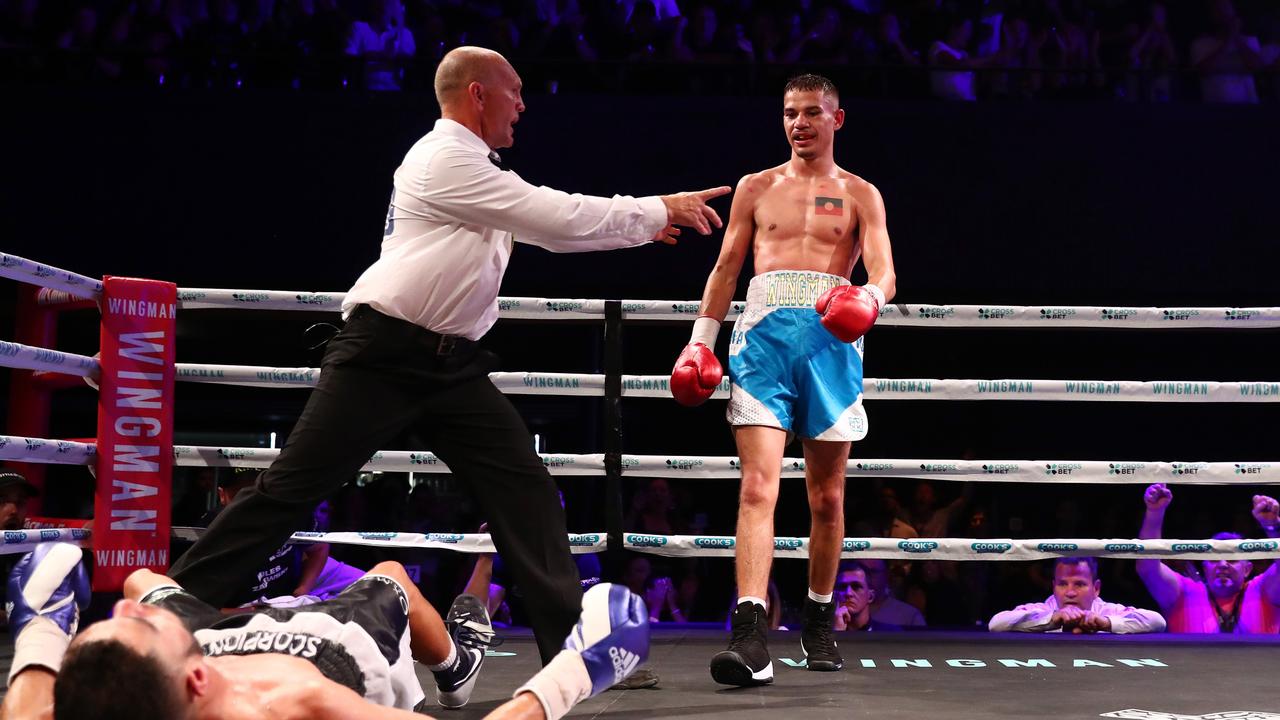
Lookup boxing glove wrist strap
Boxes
[863,283,886,311]
[9,617,70,684]
[514,649,591,720]
[689,316,720,347]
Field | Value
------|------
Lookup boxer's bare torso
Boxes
[168,648,432,720]
[737,163,877,278]
[196,654,345,720]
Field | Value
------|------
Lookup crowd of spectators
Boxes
[3,0,1280,101]
[171,467,1280,634]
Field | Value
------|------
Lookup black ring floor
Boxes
[5,627,1278,719]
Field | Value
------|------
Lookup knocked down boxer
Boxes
[1,544,648,720]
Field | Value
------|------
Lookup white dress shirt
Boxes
[343,119,668,340]
[988,595,1166,634]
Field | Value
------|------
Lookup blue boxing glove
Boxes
[515,583,649,720]
[6,543,91,682]
[564,583,649,695]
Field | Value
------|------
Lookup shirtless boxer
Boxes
[1,544,647,720]
[669,74,897,686]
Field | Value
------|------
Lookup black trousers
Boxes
[170,305,582,664]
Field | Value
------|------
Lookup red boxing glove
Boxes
[670,343,723,407]
[816,284,884,343]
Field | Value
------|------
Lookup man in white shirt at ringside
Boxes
[989,557,1165,634]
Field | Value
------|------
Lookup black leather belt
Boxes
[349,305,476,357]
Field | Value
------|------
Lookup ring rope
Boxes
[0,527,1273,561]
[3,435,1276,485]
[172,287,1280,328]
[176,364,1280,403]
[0,340,99,378]
[5,252,1278,327]
[620,535,1280,561]
[168,527,608,554]
[0,252,101,300]
[4,347,1276,404]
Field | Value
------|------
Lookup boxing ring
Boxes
[2,250,1280,718]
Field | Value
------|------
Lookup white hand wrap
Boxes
[863,283,886,311]
[689,316,720,346]
[513,649,592,720]
[9,616,71,684]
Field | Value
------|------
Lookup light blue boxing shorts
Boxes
[727,270,868,442]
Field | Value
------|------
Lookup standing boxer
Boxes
[670,74,897,686]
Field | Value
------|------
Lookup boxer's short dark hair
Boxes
[783,74,839,104]
[54,640,183,720]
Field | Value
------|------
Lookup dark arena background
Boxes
[2,1,1280,717]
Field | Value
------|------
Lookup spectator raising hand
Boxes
[1253,494,1280,537]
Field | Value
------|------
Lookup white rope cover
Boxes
[176,450,1280,484]
[622,535,1280,561]
[0,252,102,300]
[0,436,97,464]
[876,304,1280,329]
[3,435,1277,486]
[0,527,606,556]
[166,445,607,475]
[176,288,344,312]
[11,343,1275,405]
[169,286,1280,328]
[540,373,1280,402]
[0,528,91,556]
[2,347,1275,403]
[0,527,1273,561]
[172,363,1280,402]
[3,252,1276,327]
[177,363,320,388]
[169,527,608,554]
[0,341,98,378]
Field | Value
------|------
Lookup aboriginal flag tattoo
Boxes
[815,196,843,216]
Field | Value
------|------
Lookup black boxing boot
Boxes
[800,597,842,671]
[710,600,773,686]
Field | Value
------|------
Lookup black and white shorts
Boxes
[141,574,423,710]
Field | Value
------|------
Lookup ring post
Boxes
[603,300,625,556]
[92,276,177,591]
